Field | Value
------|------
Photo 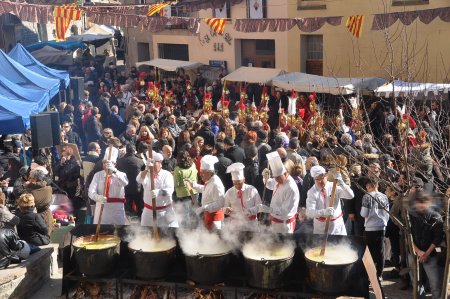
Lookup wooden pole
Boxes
[441,190,449,299]
[319,178,338,256]
[148,144,159,240]
[94,145,113,241]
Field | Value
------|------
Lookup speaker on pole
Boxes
[70,77,84,105]
[30,114,54,149]
[42,111,61,146]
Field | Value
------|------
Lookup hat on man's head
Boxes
[200,155,219,171]
[226,163,245,181]
[266,151,286,177]
[103,146,119,163]
[310,165,326,178]
[152,151,164,162]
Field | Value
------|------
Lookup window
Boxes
[297,0,326,10]
[241,39,275,68]
[306,35,323,60]
[301,35,323,75]
[247,0,266,19]
[392,0,428,5]
[137,42,150,62]
[255,40,275,55]
[158,43,189,61]
[214,2,231,18]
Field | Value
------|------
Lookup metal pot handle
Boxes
[196,253,204,260]
[261,258,269,265]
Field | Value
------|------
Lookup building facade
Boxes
[125,0,450,82]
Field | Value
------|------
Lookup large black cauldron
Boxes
[244,254,294,289]
[72,235,120,276]
[185,251,231,284]
[128,243,176,280]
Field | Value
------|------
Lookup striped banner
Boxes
[54,5,82,41]
[346,15,364,38]
[146,2,170,17]
[205,18,227,35]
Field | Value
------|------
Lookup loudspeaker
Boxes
[30,114,54,149]
[42,111,61,146]
[30,112,61,149]
[71,77,84,105]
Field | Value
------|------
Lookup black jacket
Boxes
[0,228,21,268]
[65,130,83,152]
[162,158,177,173]
[244,158,263,196]
[225,145,246,163]
[16,210,50,246]
[53,156,81,196]
[300,171,314,208]
[215,154,232,190]
[194,127,215,147]
[116,153,145,195]
[109,113,126,137]
[410,208,444,254]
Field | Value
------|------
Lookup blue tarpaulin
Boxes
[25,40,86,52]
[0,50,60,98]
[0,94,40,134]
[9,43,70,88]
[0,73,50,112]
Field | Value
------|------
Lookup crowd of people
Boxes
[0,58,448,298]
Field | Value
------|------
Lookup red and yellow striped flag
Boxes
[346,15,364,38]
[147,2,170,17]
[205,18,227,35]
[54,5,82,42]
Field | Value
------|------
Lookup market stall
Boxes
[375,80,450,97]
[221,66,285,84]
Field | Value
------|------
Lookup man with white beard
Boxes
[306,165,354,235]
[196,163,261,231]
[137,151,178,227]
[89,147,129,225]
[258,152,300,233]
[185,155,225,230]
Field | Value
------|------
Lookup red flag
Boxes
[205,18,227,35]
[346,15,364,38]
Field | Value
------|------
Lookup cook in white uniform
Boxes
[198,163,261,231]
[259,152,300,234]
[137,151,178,227]
[89,147,129,225]
[185,155,225,230]
[306,165,354,235]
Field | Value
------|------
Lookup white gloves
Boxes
[262,168,270,184]
[150,190,158,199]
[317,207,335,217]
[105,161,117,173]
[145,159,154,168]
[93,194,107,204]
[184,179,194,187]
[195,206,204,215]
[334,173,344,185]
[258,204,272,214]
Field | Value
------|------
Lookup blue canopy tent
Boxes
[0,73,50,112]
[9,43,70,88]
[0,50,60,98]
[0,94,40,134]
[25,40,86,52]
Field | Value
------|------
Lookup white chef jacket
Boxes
[89,170,129,225]
[205,184,261,230]
[306,181,354,235]
[266,175,300,234]
[136,169,178,227]
[193,175,225,205]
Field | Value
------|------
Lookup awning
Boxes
[31,46,74,67]
[375,80,450,97]
[272,72,387,95]
[135,58,204,72]
[221,66,285,84]
[68,34,111,47]
[25,40,85,52]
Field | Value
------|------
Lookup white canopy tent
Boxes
[221,66,285,84]
[135,58,204,72]
[375,80,450,97]
[272,72,387,95]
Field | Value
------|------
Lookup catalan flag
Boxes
[54,5,82,42]
[205,18,227,35]
[147,2,170,17]
[346,15,364,38]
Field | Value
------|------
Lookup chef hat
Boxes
[200,155,219,172]
[266,151,286,177]
[152,151,164,162]
[310,165,326,178]
[103,147,119,163]
[226,162,245,181]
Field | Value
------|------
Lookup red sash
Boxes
[107,198,126,203]
[270,214,297,224]
[144,203,172,210]
[204,210,224,230]
[316,213,343,222]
